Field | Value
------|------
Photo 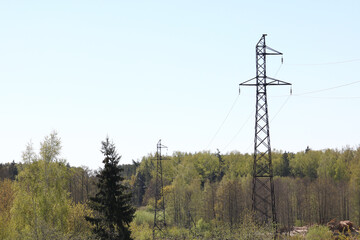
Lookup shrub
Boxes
[130,222,152,240]
[133,209,154,226]
[306,225,332,240]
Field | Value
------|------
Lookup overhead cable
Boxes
[206,94,239,149]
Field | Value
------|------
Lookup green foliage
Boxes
[317,149,338,179]
[0,160,18,181]
[192,211,274,240]
[133,208,154,226]
[235,211,274,240]
[0,179,14,239]
[165,164,202,228]
[10,132,73,239]
[86,137,135,240]
[192,151,219,184]
[305,225,332,240]
[166,226,192,239]
[291,150,321,179]
[129,222,153,240]
[274,152,292,177]
[195,218,211,233]
[334,148,352,182]
[130,146,360,237]
[215,176,242,226]
[223,152,252,178]
[129,208,154,240]
[3,132,360,239]
[40,132,62,163]
[67,202,94,239]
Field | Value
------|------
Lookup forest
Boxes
[1,132,360,239]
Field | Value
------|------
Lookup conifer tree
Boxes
[86,137,135,240]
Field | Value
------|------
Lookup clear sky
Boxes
[0,0,359,170]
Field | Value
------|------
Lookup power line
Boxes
[207,57,359,154]
[207,53,284,152]
[294,80,360,96]
[273,61,283,77]
[223,92,291,153]
[286,58,360,66]
[271,80,360,98]
[270,95,291,123]
[295,95,360,99]
[206,94,239,149]
[222,109,253,152]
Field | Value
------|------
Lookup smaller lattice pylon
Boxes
[153,139,169,239]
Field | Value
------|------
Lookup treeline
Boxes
[0,156,98,205]
[0,151,135,207]
[1,133,360,239]
[127,147,360,237]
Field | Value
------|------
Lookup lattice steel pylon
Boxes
[153,139,167,239]
[239,34,291,225]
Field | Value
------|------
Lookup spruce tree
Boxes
[86,137,135,240]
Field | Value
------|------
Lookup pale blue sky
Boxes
[0,1,359,170]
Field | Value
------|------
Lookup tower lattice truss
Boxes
[240,34,291,224]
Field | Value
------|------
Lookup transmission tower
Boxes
[153,139,167,239]
[239,34,291,225]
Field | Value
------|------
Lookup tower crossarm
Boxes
[239,77,291,87]
[266,77,291,86]
[264,46,283,55]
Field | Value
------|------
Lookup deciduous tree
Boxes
[10,132,76,239]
